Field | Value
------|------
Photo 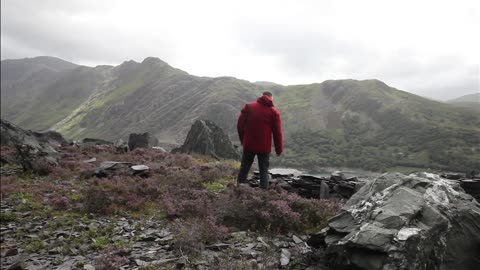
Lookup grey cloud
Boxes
[234,21,478,100]
[1,0,478,101]
[236,23,371,76]
[1,0,174,65]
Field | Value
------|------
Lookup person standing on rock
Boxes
[237,91,283,189]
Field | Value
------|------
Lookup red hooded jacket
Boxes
[237,95,283,155]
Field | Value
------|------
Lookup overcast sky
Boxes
[1,0,479,100]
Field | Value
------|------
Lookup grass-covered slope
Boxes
[447,92,480,112]
[265,80,480,172]
[1,57,479,172]
[54,57,257,141]
[0,56,79,128]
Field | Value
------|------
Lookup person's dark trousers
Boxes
[237,149,270,189]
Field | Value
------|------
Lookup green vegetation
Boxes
[0,211,17,223]
[2,57,478,173]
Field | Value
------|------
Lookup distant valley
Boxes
[1,56,479,172]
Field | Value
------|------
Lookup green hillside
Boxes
[267,80,480,171]
[447,93,480,112]
[1,57,479,172]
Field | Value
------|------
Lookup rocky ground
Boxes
[2,119,479,270]
[1,119,339,269]
[1,197,328,270]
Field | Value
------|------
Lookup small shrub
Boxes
[202,178,235,193]
[215,186,343,233]
[25,239,45,253]
[91,236,110,250]
[51,196,71,210]
[96,245,130,270]
[0,146,17,162]
[83,176,160,214]
[0,211,17,223]
[173,217,229,255]
[83,181,112,214]
[0,176,21,196]
[162,188,213,219]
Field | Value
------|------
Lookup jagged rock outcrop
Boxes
[172,120,240,160]
[248,169,364,199]
[1,119,62,172]
[33,130,69,146]
[1,119,65,149]
[315,172,480,270]
[128,132,159,151]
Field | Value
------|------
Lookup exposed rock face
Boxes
[319,172,480,270]
[33,130,69,146]
[128,132,159,151]
[172,120,239,160]
[248,170,363,199]
[1,119,62,172]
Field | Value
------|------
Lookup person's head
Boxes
[262,91,272,97]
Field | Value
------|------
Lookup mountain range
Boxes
[1,56,479,172]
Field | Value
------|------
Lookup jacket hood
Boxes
[257,95,274,107]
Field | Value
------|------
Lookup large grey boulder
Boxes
[172,120,239,160]
[320,172,480,270]
[128,132,159,151]
[33,130,70,146]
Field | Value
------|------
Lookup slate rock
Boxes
[6,261,26,270]
[172,120,239,160]
[94,161,150,177]
[280,249,291,267]
[114,139,129,153]
[128,132,159,151]
[292,235,303,244]
[322,172,480,270]
[330,171,345,181]
[1,119,60,173]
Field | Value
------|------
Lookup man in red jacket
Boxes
[237,91,283,189]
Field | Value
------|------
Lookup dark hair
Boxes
[262,91,272,97]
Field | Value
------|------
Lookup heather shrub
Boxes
[0,146,17,161]
[162,187,214,218]
[173,217,229,255]
[0,176,21,197]
[150,166,201,189]
[51,196,71,210]
[164,154,196,169]
[215,186,343,233]
[126,148,169,162]
[83,183,112,214]
[197,163,238,183]
[96,245,130,270]
[83,176,160,214]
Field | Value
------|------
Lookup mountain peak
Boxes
[1,56,78,72]
[142,57,167,65]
